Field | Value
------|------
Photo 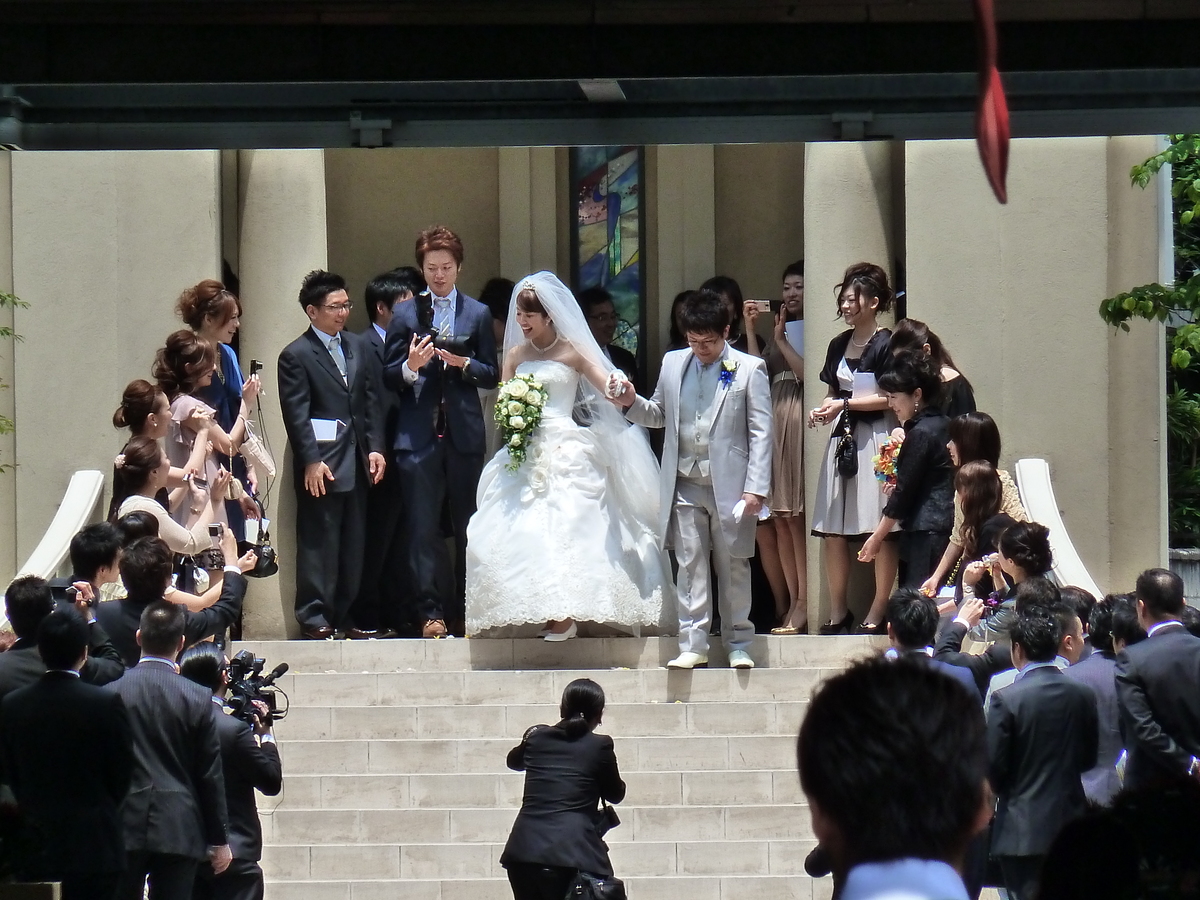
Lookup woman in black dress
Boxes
[888,318,976,418]
[501,678,626,900]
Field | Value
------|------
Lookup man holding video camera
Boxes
[180,644,282,900]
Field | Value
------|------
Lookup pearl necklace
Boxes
[531,334,561,354]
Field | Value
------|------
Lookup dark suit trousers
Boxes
[350,466,409,631]
[998,854,1044,900]
[294,462,368,629]
[116,852,199,900]
[194,858,264,900]
[394,437,482,626]
[59,873,121,900]
[505,862,577,900]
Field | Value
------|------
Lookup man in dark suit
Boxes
[96,535,247,668]
[934,596,1013,695]
[578,285,640,394]
[1064,594,1126,805]
[109,601,231,900]
[278,269,387,639]
[1116,567,1200,789]
[352,267,423,637]
[887,587,982,699]
[180,645,282,900]
[988,609,1098,900]
[0,574,125,700]
[0,608,134,900]
[383,226,499,637]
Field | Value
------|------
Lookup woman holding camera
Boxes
[177,280,262,539]
[501,678,626,900]
[808,263,897,635]
[745,261,809,633]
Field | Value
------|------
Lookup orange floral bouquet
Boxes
[873,430,904,488]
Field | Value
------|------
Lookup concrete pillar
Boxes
[236,149,328,639]
[905,137,1143,594]
[650,144,716,370]
[498,147,559,281]
[0,152,14,587]
[1106,136,1168,584]
[9,150,220,568]
[802,141,895,630]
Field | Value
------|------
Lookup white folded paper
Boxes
[784,320,804,352]
[311,418,345,442]
[852,371,877,399]
[732,499,772,523]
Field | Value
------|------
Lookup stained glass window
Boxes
[570,146,645,360]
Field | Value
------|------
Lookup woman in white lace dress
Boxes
[465,273,670,640]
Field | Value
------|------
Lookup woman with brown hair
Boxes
[177,280,262,537]
[888,318,976,418]
[807,262,898,634]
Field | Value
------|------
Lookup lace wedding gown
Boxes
[466,359,671,634]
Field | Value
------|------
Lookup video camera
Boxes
[226,650,289,724]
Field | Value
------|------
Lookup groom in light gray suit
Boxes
[617,290,772,669]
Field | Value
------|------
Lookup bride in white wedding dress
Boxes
[465,272,670,639]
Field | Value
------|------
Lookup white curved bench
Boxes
[1,469,106,629]
[1013,457,1104,598]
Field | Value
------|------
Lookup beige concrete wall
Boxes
[802,141,896,628]
[905,136,1165,595]
[9,151,221,566]
[498,147,559,282]
[0,152,15,587]
[236,149,329,640]
[1106,135,1168,585]
[714,143,806,304]
[324,148,501,333]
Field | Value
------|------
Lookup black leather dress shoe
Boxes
[301,625,336,640]
[344,628,381,640]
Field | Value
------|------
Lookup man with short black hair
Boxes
[0,574,124,700]
[96,535,246,667]
[1116,567,1200,789]
[180,645,282,900]
[109,601,231,900]
[578,285,640,393]
[886,588,981,698]
[988,609,1098,900]
[69,521,124,597]
[0,608,134,900]
[1064,594,1126,804]
[797,656,991,899]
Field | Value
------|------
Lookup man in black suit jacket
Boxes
[180,644,282,900]
[0,575,124,701]
[988,609,1098,900]
[383,227,499,637]
[578,286,641,394]
[352,267,423,636]
[934,596,1014,695]
[1063,595,1126,805]
[96,535,247,667]
[278,269,387,639]
[0,608,134,900]
[887,588,983,699]
[109,600,231,900]
[1116,568,1200,789]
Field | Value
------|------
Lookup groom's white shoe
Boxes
[544,621,578,642]
[728,650,755,669]
[667,652,708,669]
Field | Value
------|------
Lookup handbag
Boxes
[239,418,276,479]
[595,800,620,838]
[564,872,626,900]
[834,405,858,478]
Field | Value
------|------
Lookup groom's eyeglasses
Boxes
[686,336,723,351]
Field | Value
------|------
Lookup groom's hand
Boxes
[741,493,764,518]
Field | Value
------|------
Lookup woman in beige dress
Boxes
[746,261,808,632]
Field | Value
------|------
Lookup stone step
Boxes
[262,803,814,846]
[276,701,808,741]
[274,667,831,708]
[236,634,880,675]
[262,874,833,900]
[277,734,797,775]
[274,769,805,810]
[261,839,818,881]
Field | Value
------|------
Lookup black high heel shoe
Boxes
[818,611,854,635]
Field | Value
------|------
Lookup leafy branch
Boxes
[0,290,27,473]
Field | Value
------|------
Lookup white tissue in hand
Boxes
[732,500,771,523]
[604,372,626,399]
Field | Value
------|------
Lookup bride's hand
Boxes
[611,379,637,408]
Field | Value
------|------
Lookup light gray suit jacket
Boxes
[625,346,772,557]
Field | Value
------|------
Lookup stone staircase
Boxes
[235,635,883,900]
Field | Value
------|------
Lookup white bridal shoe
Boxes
[728,650,755,669]
[543,621,578,642]
[667,652,709,669]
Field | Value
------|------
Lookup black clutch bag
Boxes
[566,872,626,900]
[834,409,858,478]
[595,800,620,837]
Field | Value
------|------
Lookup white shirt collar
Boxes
[1017,658,1064,679]
[310,324,342,348]
[372,321,387,341]
[138,655,180,673]
[46,668,81,678]
[431,287,458,306]
[1148,619,1185,637]
[841,858,969,900]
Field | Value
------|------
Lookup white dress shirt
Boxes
[840,858,969,900]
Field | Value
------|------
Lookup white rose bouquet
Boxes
[495,373,546,471]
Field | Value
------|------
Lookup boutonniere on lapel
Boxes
[718,360,738,388]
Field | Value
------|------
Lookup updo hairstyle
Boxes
[834,262,894,316]
[998,522,1054,578]
[177,279,241,331]
[113,379,164,432]
[152,330,217,399]
[559,677,606,739]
